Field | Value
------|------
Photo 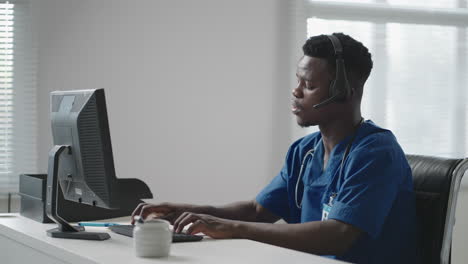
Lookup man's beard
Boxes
[297,121,317,128]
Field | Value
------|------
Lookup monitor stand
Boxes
[45,145,110,240]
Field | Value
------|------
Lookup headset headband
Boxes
[327,34,343,57]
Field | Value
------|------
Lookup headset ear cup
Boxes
[329,77,346,102]
[333,58,350,102]
[329,78,346,102]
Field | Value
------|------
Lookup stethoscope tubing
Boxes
[294,118,364,209]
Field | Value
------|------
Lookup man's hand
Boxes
[173,212,239,239]
[130,202,198,225]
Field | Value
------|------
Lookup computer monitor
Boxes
[46,88,121,240]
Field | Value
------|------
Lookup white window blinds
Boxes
[294,0,468,158]
[0,2,15,193]
[0,1,37,194]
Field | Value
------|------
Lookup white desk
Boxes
[0,214,346,264]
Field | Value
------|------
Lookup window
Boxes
[0,2,15,193]
[293,0,468,158]
[0,1,37,194]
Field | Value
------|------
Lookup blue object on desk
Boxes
[78,222,120,227]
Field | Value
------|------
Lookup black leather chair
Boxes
[407,154,468,264]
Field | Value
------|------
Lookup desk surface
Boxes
[0,214,345,264]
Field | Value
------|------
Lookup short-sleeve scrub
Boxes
[256,120,418,264]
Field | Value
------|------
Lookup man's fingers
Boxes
[187,220,205,235]
[131,203,175,225]
[173,212,189,233]
[130,203,147,225]
[131,203,147,217]
[139,204,152,220]
[175,213,199,233]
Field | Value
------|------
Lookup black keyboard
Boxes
[109,225,203,243]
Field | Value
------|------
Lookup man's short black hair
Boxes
[302,33,373,87]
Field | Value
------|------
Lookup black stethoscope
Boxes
[294,118,364,209]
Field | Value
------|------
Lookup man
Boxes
[131,33,417,263]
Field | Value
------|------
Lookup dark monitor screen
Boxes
[50,88,119,210]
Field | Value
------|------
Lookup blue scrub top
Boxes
[256,120,417,264]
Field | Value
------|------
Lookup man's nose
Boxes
[292,85,302,98]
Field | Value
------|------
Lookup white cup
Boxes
[133,219,172,258]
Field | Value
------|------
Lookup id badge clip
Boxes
[321,193,336,221]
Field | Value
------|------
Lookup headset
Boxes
[313,34,352,109]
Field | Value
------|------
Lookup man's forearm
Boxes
[198,200,259,222]
[233,220,361,256]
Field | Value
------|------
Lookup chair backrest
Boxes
[406,154,468,264]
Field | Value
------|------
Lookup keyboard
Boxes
[109,225,203,243]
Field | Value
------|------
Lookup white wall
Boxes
[31,0,294,205]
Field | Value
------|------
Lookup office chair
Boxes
[407,154,468,264]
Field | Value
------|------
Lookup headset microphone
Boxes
[313,94,339,109]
